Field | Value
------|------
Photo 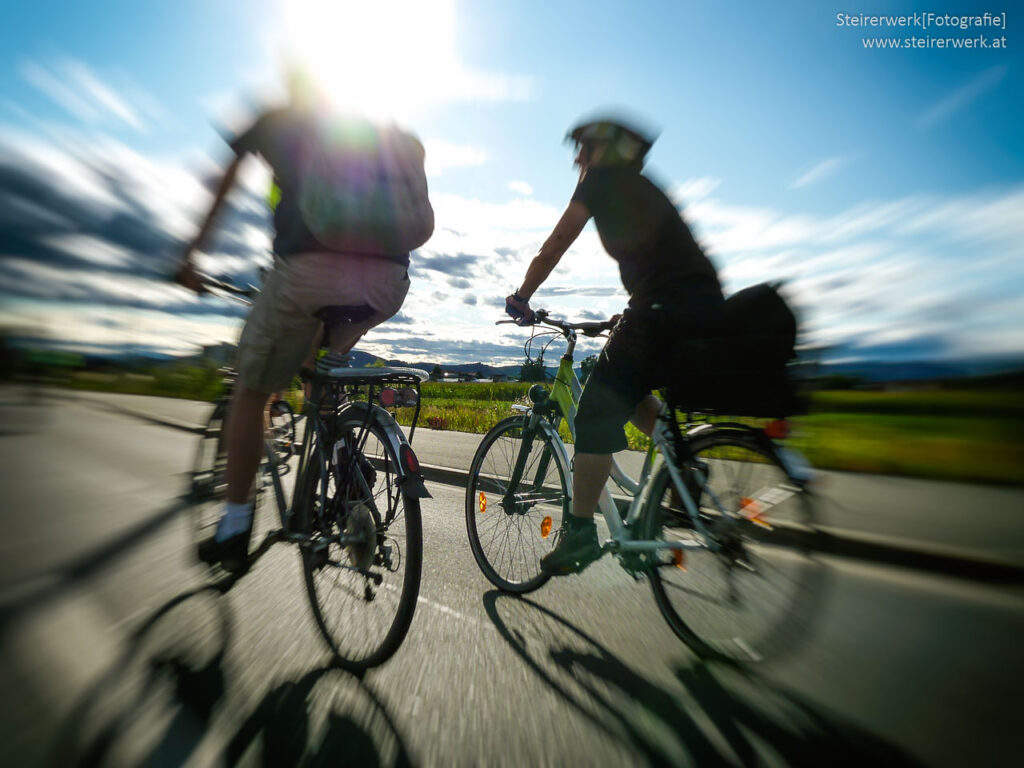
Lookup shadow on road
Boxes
[0,497,191,639]
[51,582,234,767]
[51,579,415,766]
[483,591,922,767]
[223,665,414,767]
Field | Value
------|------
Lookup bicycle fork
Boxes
[502,414,542,512]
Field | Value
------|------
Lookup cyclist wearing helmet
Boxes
[506,115,723,575]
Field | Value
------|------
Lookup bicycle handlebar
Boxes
[197,272,259,303]
[495,309,616,337]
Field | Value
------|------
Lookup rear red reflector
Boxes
[764,420,790,439]
[400,444,420,473]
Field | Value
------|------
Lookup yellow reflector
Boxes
[478,492,487,514]
[540,516,552,538]
[674,549,687,571]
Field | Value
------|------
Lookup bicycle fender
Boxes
[343,401,433,499]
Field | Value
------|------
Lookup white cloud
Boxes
[423,139,487,176]
[62,61,145,132]
[918,65,1008,128]
[790,156,849,189]
[3,103,1022,367]
[20,61,100,123]
[678,183,1024,361]
[20,58,152,132]
[507,180,533,197]
[671,177,720,203]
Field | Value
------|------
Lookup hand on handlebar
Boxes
[505,293,536,326]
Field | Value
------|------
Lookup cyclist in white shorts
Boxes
[177,72,428,571]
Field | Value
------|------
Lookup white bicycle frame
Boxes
[519,353,713,557]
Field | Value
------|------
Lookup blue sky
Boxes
[0,0,1021,366]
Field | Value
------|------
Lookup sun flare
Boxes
[280,0,457,120]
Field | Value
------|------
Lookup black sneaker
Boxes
[197,530,251,574]
[540,522,602,576]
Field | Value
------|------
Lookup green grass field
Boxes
[396,383,1024,486]
[60,371,1024,485]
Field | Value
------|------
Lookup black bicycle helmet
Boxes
[566,115,656,165]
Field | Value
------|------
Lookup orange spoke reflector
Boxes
[478,492,487,514]
[741,497,772,528]
[540,516,552,538]
[674,549,687,571]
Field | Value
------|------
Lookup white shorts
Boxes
[235,252,410,393]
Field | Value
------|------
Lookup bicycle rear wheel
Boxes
[641,427,820,662]
[465,415,569,593]
[294,409,422,668]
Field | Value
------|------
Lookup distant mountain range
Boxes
[6,333,1023,385]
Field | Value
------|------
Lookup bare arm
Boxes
[177,154,244,291]
[515,201,590,299]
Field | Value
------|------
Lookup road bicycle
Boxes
[190,278,430,668]
[465,309,818,662]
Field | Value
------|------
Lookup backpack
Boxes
[668,283,805,417]
[297,118,434,255]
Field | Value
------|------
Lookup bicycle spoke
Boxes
[644,430,822,663]
[300,410,422,668]
[466,417,567,593]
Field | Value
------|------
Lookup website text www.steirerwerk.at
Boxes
[835,11,1009,50]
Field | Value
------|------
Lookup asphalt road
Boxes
[1,390,1022,766]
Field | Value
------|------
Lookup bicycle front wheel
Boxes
[189,398,263,568]
[294,410,422,669]
[191,400,231,553]
[641,427,820,662]
[268,399,297,466]
[465,415,570,593]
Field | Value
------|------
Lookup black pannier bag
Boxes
[666,282,806,417]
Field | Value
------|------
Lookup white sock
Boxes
[215,502,253,541]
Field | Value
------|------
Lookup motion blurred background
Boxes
[0,3,1022,765]
[2,0,1021,482]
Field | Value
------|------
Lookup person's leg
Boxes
[199,262,315,568]
[225,385,272,504]
[569,395,657,520]
[204,385,272,551]
[630,394,661,438]
[569,452,612,520]
[541,370,640,574]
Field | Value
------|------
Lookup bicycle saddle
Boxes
[313,305,375,326]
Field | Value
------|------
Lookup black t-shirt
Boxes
[571,165,719,302]
[230,107,410,266]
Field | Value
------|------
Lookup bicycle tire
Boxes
[189,398,262,568]
[268,399,297,465]
[294,409,422,668]
[640,426,819,662]
[190,400,230,554]
[465,415,570,593]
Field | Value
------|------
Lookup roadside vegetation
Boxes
[10,359,1021,485]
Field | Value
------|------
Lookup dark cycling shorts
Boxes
[575,279,724,454]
